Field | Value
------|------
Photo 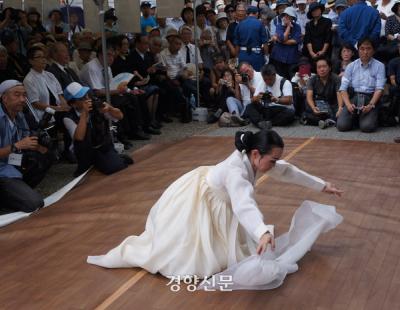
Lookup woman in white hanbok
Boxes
[88,130,343,289]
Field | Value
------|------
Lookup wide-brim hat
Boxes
[307,2,325,19]
[281,7,297,20]
[165,28,180,39]
[216,12,229,27]
[325,0,336,8]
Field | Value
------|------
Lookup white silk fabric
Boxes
[198,200,343,290]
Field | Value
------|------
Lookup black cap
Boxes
[141,1,152,8]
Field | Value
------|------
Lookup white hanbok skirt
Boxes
[87,166,343,290]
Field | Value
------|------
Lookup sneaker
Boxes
[257,120,272,130]
[299,116,308,125]
[318,120,328,129]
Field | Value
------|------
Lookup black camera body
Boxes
[31,108,55,148]
[261,92,273,103]
[241,73,249,84]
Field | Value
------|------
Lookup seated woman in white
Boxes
[87,130,342,279]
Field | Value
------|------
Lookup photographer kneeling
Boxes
[0,80,51,213]
[63,82,133,177]
[243,64,295,129]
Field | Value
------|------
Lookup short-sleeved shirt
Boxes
[23,69,63,120]
[388,56,400,85]
[141,16,157,34]
[80,58,113,91]
[307,73,341,105]
[0,104,30,178]
[254,74,294,109]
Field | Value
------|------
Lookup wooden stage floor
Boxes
[1,136,399,309]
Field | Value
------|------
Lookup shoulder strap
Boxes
[279,77,287,96]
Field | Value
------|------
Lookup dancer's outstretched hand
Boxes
[257,232,275,255]
[322,182,344,197]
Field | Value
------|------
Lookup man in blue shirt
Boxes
[337,38,386,132]
[234,6,268,71]
[140,1,157,35]
[338,0,381,47]
[0,80,47,213]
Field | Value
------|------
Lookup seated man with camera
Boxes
[303,58,342,129]
[243,64,295,129]
[0,80,52,213]
[337,38,386,133]
[63,82,133,177]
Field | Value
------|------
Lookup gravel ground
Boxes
[36,119,400,198]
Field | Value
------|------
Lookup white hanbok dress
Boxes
[87,150,342,288]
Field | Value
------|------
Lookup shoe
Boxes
[144,126,161,135]
[231,115,249,126]
[257,120,272,130]
[318,120,328,129]
[129,130,151,140]
[119,154,134,165]
[207,108,222,124]
[319,119,336,129]
[394,137,400,143]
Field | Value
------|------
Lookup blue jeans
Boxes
[226,97,244,116]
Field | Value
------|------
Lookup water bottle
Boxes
[189,93,197,110]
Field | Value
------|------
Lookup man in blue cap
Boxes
[233,5,268,71]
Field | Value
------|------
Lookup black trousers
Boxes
[73,141,127,176]
[243,103,295,126]
[0,177,43,213]
[111,94,148,136]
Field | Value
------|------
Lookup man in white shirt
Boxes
[237,62,265,108]
[178,26,203,67]
[159,29,192,122]
[243,64,295,128]
[159,29,186,80]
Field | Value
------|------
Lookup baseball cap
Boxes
[64,82,90,101]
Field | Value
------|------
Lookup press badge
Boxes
[8,153,23,166]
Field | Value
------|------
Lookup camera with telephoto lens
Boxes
[30,107,55,148]
[89,96,112,150]
[240,73,249,84]
[261,91,273,103]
